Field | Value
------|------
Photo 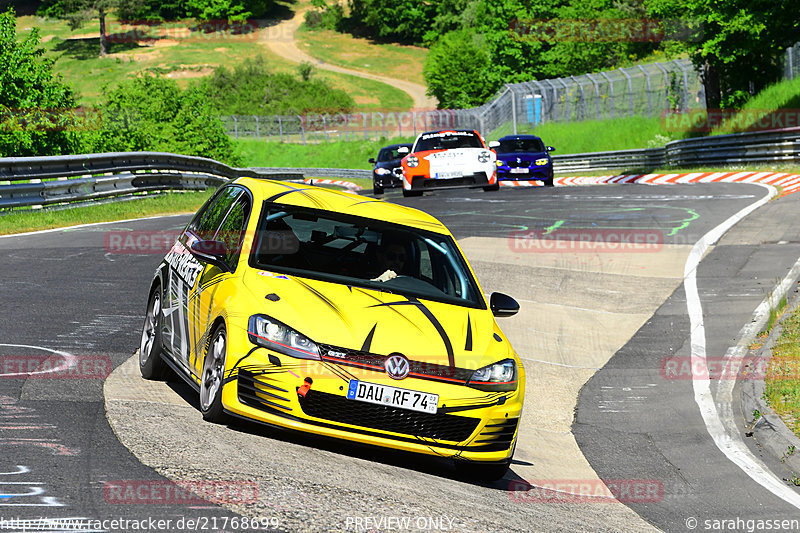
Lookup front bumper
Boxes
[222,347,524,463]
[373,169,402,188]
[405,172,494,192]
[497,167,553,181]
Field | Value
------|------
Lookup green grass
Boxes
[17,14,413,111]
[713,77,800,134]
[764,300,800,438]
[296,25,428,86]
[489,115,702,154]
[236,137,414,169]
[0,190,212,235]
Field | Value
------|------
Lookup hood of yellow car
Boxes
[242,269,510,369]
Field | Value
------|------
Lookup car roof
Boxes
[380,143,412,150]
[497,134,544,141]
[418,129,478,137]
[234,177,450,234]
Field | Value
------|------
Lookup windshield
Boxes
[496,138,545,153]
[377,145,410,162]
[414,131,484,152]
[249,204,485,308]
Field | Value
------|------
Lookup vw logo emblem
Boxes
[385,354,410,380]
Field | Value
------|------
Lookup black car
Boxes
[369,143,412,195]
[490,135,555,187]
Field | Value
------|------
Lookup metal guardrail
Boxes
[2,127,799,209]
[0,152,303,209]
[552,127,800,173]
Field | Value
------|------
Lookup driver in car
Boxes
[370,235,409,282]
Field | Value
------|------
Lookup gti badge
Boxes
[327,350,346,359]
[385,354,410,380]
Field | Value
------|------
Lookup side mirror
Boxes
[546,146,555,152]
[189,239,230,272]
[368,158,376,164]
[488,141,500,148]
[397,146,410,154]
[490,292,519,318]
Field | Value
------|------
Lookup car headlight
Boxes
[248,315,320,360]
[478,151,492,163]
[495,160,505,167]
[535,158,549,166]
[374,167,391,175]
[406,155,419,168]
[467,359,517,392]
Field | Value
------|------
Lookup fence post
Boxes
[600,72,614,118]
[253,115,259,139]
[637,65,652,116]
[362,112,368,140]
[298,115,306,145]
[585,73,601,121]
[278,116,283,142]
[570,76,586,121]
[322,115,328,142]
[542,79,557,121]
[654,62,670,114]
[675,60,690,112]
[511,86,518,134]
[233,116,238,139]
[620,68,634,117]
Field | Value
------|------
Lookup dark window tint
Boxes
[414,132,483,152]
[496,138,545,153]
[189,186,241,241]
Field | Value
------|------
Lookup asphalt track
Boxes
[1,183,799,532]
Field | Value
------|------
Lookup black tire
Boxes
[483,183,500,192]
[454,459,511,482]
[139,284,170,380]
[542,178,555,187]
[402,189,423,197]
[373,183,384,195]
[200,323,230,423]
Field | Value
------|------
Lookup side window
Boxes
[214,195,251,269]
[419,241,433,280]
[188,186,240,241]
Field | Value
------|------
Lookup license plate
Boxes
[510,168,529,174]
[434,171,463,179]
[347,380,438,414]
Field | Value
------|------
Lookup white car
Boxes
[398,129,499,197]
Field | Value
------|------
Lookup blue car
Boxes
[490,135,555,187]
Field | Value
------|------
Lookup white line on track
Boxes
[685,183,800,508]
[0,344,77,378]
[0,213,189,240]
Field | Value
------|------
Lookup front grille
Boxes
[238,370,292,412]
[473,417,518,451]
[299,389,480,442]
[506,159,532,168]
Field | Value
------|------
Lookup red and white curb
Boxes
[505,172,800,197]
[301,178,362,193]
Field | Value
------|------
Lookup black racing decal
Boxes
[438,394,511,414]
[231,346,260,371]
[353,288,425,333]
[465,314,472,352]
[294,278,354,332]
[266,188,329,210]
[347,200,378,208]
[360,324,377,353]
[322,361,356,382]
[370,297,456,368]
[493,333,502,342]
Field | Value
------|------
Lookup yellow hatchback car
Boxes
[139,178,525,480]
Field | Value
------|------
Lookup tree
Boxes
[41,0,119,57]
[0,9,82,157]
[423,31,495,109]
[646,0,800,109]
